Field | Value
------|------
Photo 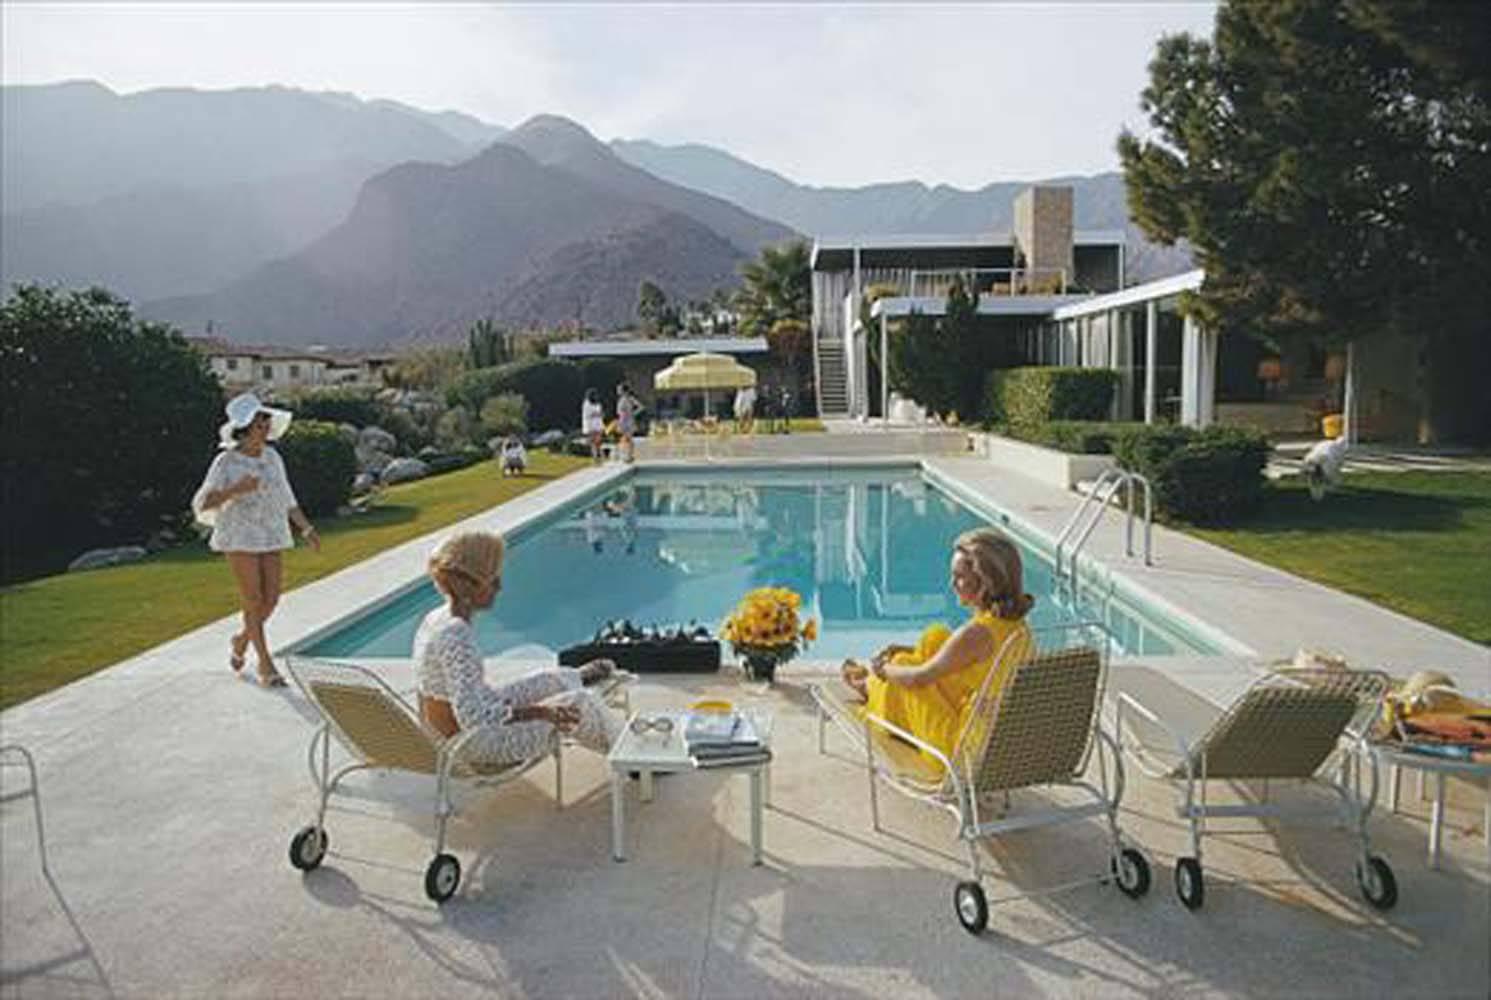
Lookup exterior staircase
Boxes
[815,339,850,417]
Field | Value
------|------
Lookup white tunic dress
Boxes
[413,606,619,764]
[192,447,299,553]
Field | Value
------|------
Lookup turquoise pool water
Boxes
[302,467,1215,661]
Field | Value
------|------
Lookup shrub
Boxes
[292,386,381,427]
[0,286,223,576]
[1010,420,1137,455]
[1112,424,1270,525]
[277,420,357,516]
[375,405,434,454]
[988,367,1120,427]
[435,405,477,450]
[447,358,583,432]
[578,358,626,401]
[481,392,528,438]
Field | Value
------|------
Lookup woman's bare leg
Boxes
[257,552,284,683]
[226,553,267,679]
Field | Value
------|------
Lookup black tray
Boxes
[558,639,721,674]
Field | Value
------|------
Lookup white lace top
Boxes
[413,606,514,727]
[192,446,299,553]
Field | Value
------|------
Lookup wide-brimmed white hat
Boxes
[218,392,292,448]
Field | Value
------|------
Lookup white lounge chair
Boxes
[811,622,1150,934]
[1114,666,1396,911]
[283,657,565,904]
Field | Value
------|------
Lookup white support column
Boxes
[1344,340,1358,445]
[1144,300,1158,424]
[1181,314,1200,427]
[880,311,889,426]
[1181,315,1218,428]
[1112,308,1132,420]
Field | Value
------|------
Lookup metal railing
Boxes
[906,267,1068,299]
[1054,469,1153,590]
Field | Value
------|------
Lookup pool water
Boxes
[302,467,1211,661]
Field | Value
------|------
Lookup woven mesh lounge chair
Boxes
[1115,667,1396,911]
[284,657,570,904]
[810,622,1150,934]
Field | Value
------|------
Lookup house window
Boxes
[262,365,274,380]
[289,364,301,379]
[225,358,238,371]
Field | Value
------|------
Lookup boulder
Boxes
[68,545,148,572]
[357,425,397,453]
[337,422,360,446]
[355,446,393,475]
[352,471,378,495]
[381,457,430,484]
[531,429,566,447]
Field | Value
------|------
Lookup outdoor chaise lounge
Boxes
[1113,666,1397,911]
[283,657,567,904]
[810,623,1151,934]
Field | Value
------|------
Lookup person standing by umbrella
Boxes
[581,388,605,464]
[616,381,640,464]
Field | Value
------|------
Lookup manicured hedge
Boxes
[277,420,357,516]
[291,386,381,427]
[987,367,1119,427]
[447,358,584,432]
[1009,420,1137,455]
[1112,424,1270,525]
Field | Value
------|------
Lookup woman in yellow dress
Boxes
[841,527,1035,767]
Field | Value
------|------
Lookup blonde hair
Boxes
[954,527,1034,620]
[428,532,505,617]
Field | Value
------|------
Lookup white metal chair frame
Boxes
[1115,667,1397,910]
[285,657,566,903]
[811,622,1150,933]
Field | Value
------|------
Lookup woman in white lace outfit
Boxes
[415,532,621,764]
[192,392,319,687]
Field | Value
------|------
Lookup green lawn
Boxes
[1189,471,1491,646]
[0,452,589,710]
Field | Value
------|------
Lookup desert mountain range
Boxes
[2,82,1191,346]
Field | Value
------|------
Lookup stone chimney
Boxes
[1012,186,1074,292]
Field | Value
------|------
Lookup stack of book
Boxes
[683,711,772,769]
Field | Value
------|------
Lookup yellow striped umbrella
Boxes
[654,352,757,417]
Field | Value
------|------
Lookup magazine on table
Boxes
[684,711,767,766]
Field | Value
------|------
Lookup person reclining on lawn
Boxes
[841,528,1034,767]
[415,531,622,764]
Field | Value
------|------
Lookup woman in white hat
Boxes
[192,392,319,687]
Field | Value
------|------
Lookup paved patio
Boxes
[3,459,1488,998]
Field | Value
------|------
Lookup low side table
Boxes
[1373,743,1491,869]
[607,710,772,865]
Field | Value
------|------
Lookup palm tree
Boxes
[736,241,811,337]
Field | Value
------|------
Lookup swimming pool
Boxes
[301,466,1220,661]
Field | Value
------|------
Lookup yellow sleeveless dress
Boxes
[864,611,1033,768]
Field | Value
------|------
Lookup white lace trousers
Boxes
[460,667,621,765]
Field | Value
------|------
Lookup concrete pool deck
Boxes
[3,457,1488,998]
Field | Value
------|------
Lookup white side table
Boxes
[607,710,772,865]
[1373,744,1491,869]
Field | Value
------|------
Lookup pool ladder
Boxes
[1054,469,1153,590]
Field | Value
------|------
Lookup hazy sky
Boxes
[3,2,1218,188]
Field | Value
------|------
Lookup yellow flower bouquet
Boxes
[721,586,817,682]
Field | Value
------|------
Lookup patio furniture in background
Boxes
[283,657,564,904]
[1115,667,1397,911]
[1375,742,1491,870]
[811,622,1151,934]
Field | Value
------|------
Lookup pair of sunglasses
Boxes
[629,715,675,736]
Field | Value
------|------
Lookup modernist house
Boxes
[811,185,1406,442]
[187,337,394,393]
